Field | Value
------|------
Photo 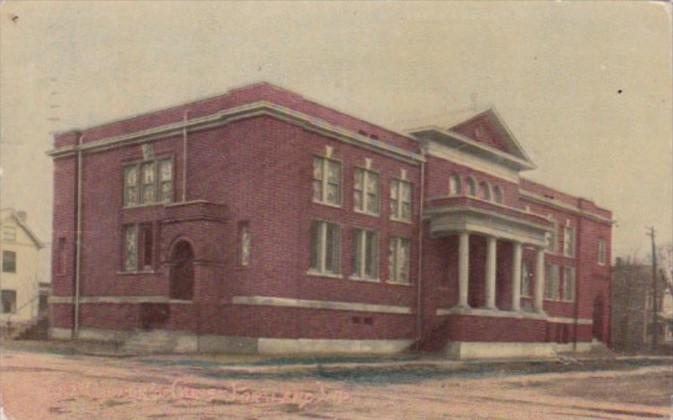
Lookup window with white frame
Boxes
[352,229,378,280]
[124,158,173,207]
[123,225,138,272]
[388,236,411,284]
[546,218,559,253]
[309,221,341,275]
[312,156,342,206]
[2,226,16,242]
[2,251,16,273]
[598,239,607,265]
[449,175,462,196]
[521,260,533,297]
[240,222,251,267]
[122,223,155,272]
[492,185,504,204]
[465,177,477,196]
[1,290,16,314]
[562,267,576,301]
[354,168,380,215]
[390,179,412,222]
[545,263,560,300]
[563,226,576,257]
[479,181,491,201]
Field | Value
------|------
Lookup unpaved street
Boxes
[1,350,671,419]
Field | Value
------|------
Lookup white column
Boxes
[511,242,522,312]
[458,232,470,308]
[485,236,497,309]
[534,247,545,312]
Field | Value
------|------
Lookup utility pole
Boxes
[646,227,658,350]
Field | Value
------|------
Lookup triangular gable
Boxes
[448,108,531,162]
[0,209,44,249]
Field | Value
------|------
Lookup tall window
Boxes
[123,225,138,272]
[2,251,16,273]
[563,226,576,257]
[389,237,411,284]
[352,229,379,280]
[545,263,560,300]
[124,158,173,207]
[2,226,16,242]
[390,179,412,222]
[449,175,462,196]
[521,260,533,297]
[562,267,576,302]
[479,181,491,200]
[309,221,341,275]
[1,290,16,314]
[239,222,251,267]
[312,156,342,206]
[354,168,380,215]
[465,177,477,196]
[598,239,607,265]
[546,219,559,253]
[493,185,504,204]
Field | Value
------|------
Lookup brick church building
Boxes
[48,82,612,358]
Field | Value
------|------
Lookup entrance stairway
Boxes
[5,313,49,340]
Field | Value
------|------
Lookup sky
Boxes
[0,1,671,262]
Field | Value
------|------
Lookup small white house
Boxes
[0,209,46,330]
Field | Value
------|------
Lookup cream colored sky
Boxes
[0,1,671,261]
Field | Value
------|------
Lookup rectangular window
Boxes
[2,251,16,273]
[545,263,560,300]
[309,221,341,275]
[562,267,576,302]
[521,260,533,297]
[352,229,379,280]
[563,226,576,257]
[312,156,342,206]
[123,225,138,272]
[2,226,16,242]
[141,224,154,270]
[56,237,66,275]
[123,158,173,207]
[390,179,412,222]
[546,219,559,253]
[239,222,251,267]
[1,290,16,314]
[598,239,607,265]
[354,168,380,216]
[388,236,411,284]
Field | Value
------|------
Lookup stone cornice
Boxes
[519,190,613,225]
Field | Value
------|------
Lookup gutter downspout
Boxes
[572,217,582,352]
[73,134,84,340]
[415,149,426,350]
[182,111,189,202]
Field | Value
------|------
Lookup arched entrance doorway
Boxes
[592,295,604,342]
[169,240,195,301]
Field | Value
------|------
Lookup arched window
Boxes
[449,175,462,196]
[493,185,504,204]
[465,177,477,197]
[479,181,491,201]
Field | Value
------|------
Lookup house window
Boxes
[352,229,378,280]
[479,181,491,201]
[521,260,533,297]
[449,175,462,196]
[545,263,561,300]
[546,218,559,253]
[56,237,66,275]
[2,251,16,273]
[2,226,16,242]
[123,225,138,272]
[390,179,412,222]
[124,158,173,207]
[563,226,576,257]
[309,221,341,275]
[598,239,607,265]
[562,267,576,302]
[492,185,504,204]
[239,222,251,266]
[389,236,411,284]
[1,290,16,314]
[354,168,380,216]
[465,177,477,196]
[312,156,342,206]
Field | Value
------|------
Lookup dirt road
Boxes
[1,349,671,419]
